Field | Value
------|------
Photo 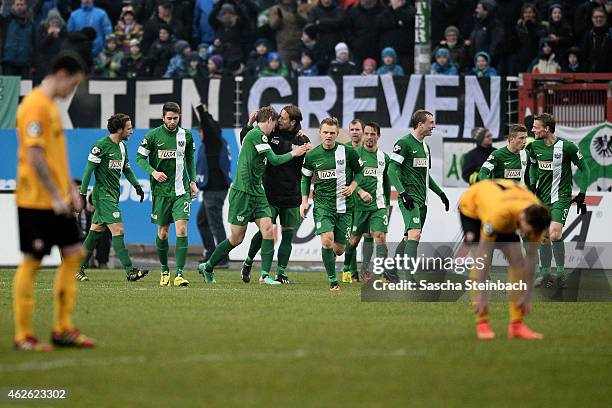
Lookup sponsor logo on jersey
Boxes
[271,137,280,145]
[413,158,428,167]
[504,169,521,178]
[158,150,177,159]
[538,160,552,170]
[108,160,123,169]
[318,169,337,179]
[364,167,378,177]
[91,146,100,155]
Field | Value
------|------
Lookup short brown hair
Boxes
[534,113,555,133]
[524,204,552,235]
[508,124,527,140]
[107,113,131,133]
[256,106,279,123]
[281,105,302,124]
[364,121,381,136]
[320,117,340,130]
[163,102,181,116]
[349,118,364,130]
[410,109,433,129]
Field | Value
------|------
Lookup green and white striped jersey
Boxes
[86,136,130,202]
[389,133,432,205]
[478,146,528,182]
[355,146,390,211]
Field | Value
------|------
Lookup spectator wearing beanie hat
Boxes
[462,127,495,185]
[114,8,143,53]
[472,51,497,77]
[186,51,205,78]
[164,39,191,78]
[124,38,148,78]
[327,41,358,76]
[94,33,124,78]
[433,26,468,73]
[247,38,271,77]
[361,57,376,75]
[258,51,290,78]
[300,23,331,74]
[431,47,458,75]
[295,49,319,76]
[207,54,224,79]
[376,47,404,76]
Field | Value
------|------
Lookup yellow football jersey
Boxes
[15,88,70,209]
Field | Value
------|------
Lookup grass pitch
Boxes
[0,268,611,407]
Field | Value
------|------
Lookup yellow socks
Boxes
[53,251,83,333]
[13,257,41,341]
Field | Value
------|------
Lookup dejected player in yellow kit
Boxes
[13,52,95,351]
[459,179,551,340]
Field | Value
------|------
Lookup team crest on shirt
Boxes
[378,160,385,166]
[554,153,562,159]
[483,223,495,236]
[337,159,344,166]
[178,140,185,147]
[26,122,41,137]
[91,146,100,155]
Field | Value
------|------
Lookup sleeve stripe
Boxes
[87,154,102,164]
[137,146,150,156]
[482,161,494,171]
[302,167,313,177]
[389,152,404,164]
[255,144,271,152]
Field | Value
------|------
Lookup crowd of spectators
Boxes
[1,0,611,82]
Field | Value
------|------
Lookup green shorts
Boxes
[313,206,352,245]
[92,199,122,225]
[352,207,388,236]
[271,205,301,229]
[547,198,572,226]
[151,193,192,225]
[398,203,428,233]
[228,189,271,225]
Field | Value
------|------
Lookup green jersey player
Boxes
[300,117,366,291]
[78,114,148,282]
[388,110,450,280]
[136,102,197,287]
[527,113,589,288]
[478,124,529,183]
[342,122,390,284]
[199,106,310,285]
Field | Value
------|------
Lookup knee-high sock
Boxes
[552,240,565,276]
[539,241,552,276]
[80,230,101,272]
[361,237,374,272]
[206,239,235,270]
[322,247,337,283]
[13,257,41,341]
[111,235,132,275]
[245,231,263,267]
[175,236,188,277]
[405,239,419,278]
[391,239,407,277]
[508,266,525,323]
[53,252,82,333]
[350,249,358,276]
[375,242,388,264]
[156,236,169,272]
[469,265,488,324]
[343,243,357,272]
[260,238,274,277]
[276,230,293,275]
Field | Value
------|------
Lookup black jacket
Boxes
[345,2,383,63]
[469,14,504,67]
[583,26,612,73]
[462,145,496,184]
[376,3,416,56]
[240,124,309,208]
[307,2,345,58]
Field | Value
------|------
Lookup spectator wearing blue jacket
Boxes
[471,51,498,77]
[67,0,112,56]
[0,0,35,77]
[376,46,404,76]
[431,47,459,75]
[193,0,215,47]
[195,103,232,266]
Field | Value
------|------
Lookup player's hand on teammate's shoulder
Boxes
[291,144,310,157]
[358,189,373,203]
[152,170,168,182]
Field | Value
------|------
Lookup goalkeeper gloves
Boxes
[399,191,415,211]
[135,185,145,203]
[572,192,586,214]
[440,192,450,211]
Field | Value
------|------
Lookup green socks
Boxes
[246,231,263,266]
[111,235,132,275]
[343,243,357,272]
[405,239,419,278]
[277,230,293,276]
[175,236,188,277]
[80,230,102,272]
[362,237,374,272]
[260,238,274,277]
[375,243,388,263]
[156,236,169,272]
[539,241,552,277]
[322,247,337,283]
[552,240,565,276]
[206,239,235,270]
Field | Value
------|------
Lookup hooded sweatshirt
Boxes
[471,51,497,77]
[431,47,458,75]
[376,47,404,75]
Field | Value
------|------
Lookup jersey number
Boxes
[383,214,388,226]
[183,202,191,213]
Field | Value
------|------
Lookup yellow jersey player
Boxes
[459,179,551,340]
[14,52,95,351]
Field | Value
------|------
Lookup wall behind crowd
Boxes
[1,0,611,82]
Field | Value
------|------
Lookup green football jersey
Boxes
[301,143,364,213]
[389,133,432,205]
[478,146,528,181]
[87,136,130,202]
[232,126,274,196]
[527,137,583,204]
[355,146,390,211]
[136,126,195,197]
